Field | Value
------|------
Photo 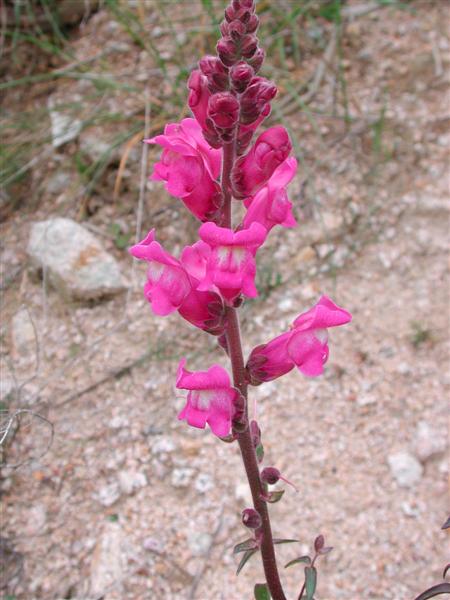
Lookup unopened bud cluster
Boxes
[187,0,277,150]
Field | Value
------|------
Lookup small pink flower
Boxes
[287,296,352,377]
[197,222,267,303]
[146,118,222,221]
[232,126,292,199]
[130,232,226,334]
[246,296,352,383]
[242,157,298,233]
[177,358,238,437]
[129,230,191,316]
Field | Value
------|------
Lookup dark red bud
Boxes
[242,508,262,529]
[217,37,238,67]
[261,467,280,485]
[248,47,265,72]
[230,61,254,92]
[241,34,258,58]
[314,535,325,553]
[220,19,230,36]
[225,6,236,22]
[246,14,259,34]
[208,92,239,130]
[228,20,246,40]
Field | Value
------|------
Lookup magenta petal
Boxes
[286,330,328,377]
[293,296,352,330]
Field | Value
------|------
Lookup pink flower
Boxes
[146,118,222,221]
[177,358,238,437]
[129,229,191,316]
[286,296,352,377]
[246,296,352,383]
[242,157,298,232]
[232,126,292,199]
[130,231,226,334]
[197,221,267,303]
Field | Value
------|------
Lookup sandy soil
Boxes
[1,1,448,599]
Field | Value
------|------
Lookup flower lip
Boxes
[291,295,352,331]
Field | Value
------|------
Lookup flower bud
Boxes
[217,37,238,67]
[242,508,262,529]
[199,55,229,92]
[246,14,259,34]
[248,47,265,72]
[208,92,240,130]
[230,61,254,93]
[240,77,277,124]
[261,467,280,485]
[241,34,258,58]
[228,19,246,41]
[220,19,230,37]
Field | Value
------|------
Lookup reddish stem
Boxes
[221,140,286,600]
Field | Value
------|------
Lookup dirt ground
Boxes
[0,1,449,599]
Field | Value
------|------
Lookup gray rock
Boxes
[27,218,128,301]
[46,172,71,195]
[194,473,214,494]
[171,467,194,489]
[151,436,176,456]
[118,470,147,495]
[388,451,423,487]
[79,132,115,164]
[95,482,121,507]
[48,97,82,148]
[90,522,125,597]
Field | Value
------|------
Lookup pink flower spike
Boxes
[242,157,298,233]
[146,118,222,221]
[187,70,212,131]
[129,231,192,316]
[232,126,292,199]
[176,358,238,437]
[287,296,352,377]
[198,221,267,303]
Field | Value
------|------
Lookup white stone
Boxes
[95,482,121,507]
[356,393,377,406]
[90,522,125,596]
[188,531,212,556]
[277,297,294,312]
[48,97,82,148]
[388,451,423,487]
[79,132,115,163]
[46,171,71,195]
[27,218,128,301]
[414,422,446,463]
[118,470,147,495]
[171,467,194,489]
[194,473,214,494]
[152,436,176,455]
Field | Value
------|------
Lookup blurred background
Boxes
[0,0,448,598]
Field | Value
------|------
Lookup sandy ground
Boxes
[1,1,449,599]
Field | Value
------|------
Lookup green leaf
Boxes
[305,566,317,600]
[233,538,257,554]
[236,548,258,575]
[266,490,285,503]
[256,443,264,463]
[273,538,300,545]
[414,583,450,600]
[254,583,271,600]
[285,556,311,569]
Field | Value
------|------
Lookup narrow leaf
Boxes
[236,548,258,575]
[443,564,450,579]
[305,566,317,600]
[442,516,450,530]
[414,583,450,600]
[285,556,311,569]
[254,583,271,600]
[273,538,300,545]
[233,538,257,554]
[256,443,264,463]
[318,546,333,555]
[266,490,285,503]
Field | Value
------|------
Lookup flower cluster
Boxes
[130,0,351,442]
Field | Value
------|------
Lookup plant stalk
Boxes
[221,140,286,600]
